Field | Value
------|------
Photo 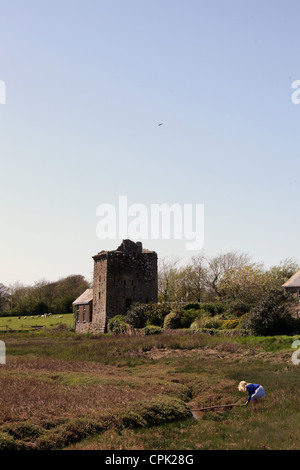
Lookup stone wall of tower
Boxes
[105,250,158,322]
[92,253,108,333]
[75,241,158,333]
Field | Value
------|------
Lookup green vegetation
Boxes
[0,252,299,449]
[157,253,299,304]
[0,396,189,451]
[107,315,130,334]
[0,329,300,450]
[123,293,300,337]
[0,275,90,317]
[0,314,73,332]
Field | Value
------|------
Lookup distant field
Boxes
[0,314,74,331]
[0,329,300,450]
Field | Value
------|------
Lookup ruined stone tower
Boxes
[74,240,158,333]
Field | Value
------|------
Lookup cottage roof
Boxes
[72,288,93,305]
[282,269,300,288]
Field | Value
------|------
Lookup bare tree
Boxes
[206,251,251,298]
[158,256,181,302]
[186,253,208,302]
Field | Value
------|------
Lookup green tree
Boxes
[266,258,300,291]
[7,275,90,315]
[31,301,48,315]
[0,284,10,312]
[218,263,269,304]
[243,290,299,336]
[205,251,251,298]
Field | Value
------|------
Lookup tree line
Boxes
[0,275,90,317]
[0,250,298,317]
[157,251,299,307]
[116,252,300,337]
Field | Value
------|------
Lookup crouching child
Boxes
[238,381,266,411]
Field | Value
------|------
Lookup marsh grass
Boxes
[0,330,299,449]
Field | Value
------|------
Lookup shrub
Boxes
[63,417,103,440]
[142,325,163,335]
[126,303,150,328]
[227,300,252,317]
[163,311,182,329]
[182,303,201,310]
[35,399,189,449]
[179,308,201,328]
[245,291,300,336]
[222,319,240,330]
[145,303,171,327]
[190,318,202,330]
[138,397,190,426]
[237,313,250,335]
[36,417,110,450]
[118,411,147,429]
[2,422,42,441]
[198,303,226,315]
[107,315,131,335]
[0,432,23,450]
[202,318,222,329]
[190,317,222,330]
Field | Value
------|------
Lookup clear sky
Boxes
[0,0,300,286]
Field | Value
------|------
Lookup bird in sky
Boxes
[158,123,163,126]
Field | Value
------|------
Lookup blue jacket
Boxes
[246,383,260,403]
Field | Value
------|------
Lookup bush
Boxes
[2,422,42,441]
[142,325,163,335]
[138,397,190,426]
[107,315,131,335]
[118,411,147,429]
[179,308,201,328]
[126,303,150,328]
[145,303,171,327]
[190,316,222,330]
[182,303,201,310]
[245,291,300,336]
[36,417,111,450]
[0,432,25,450]
[190,318,202,330]
[35,398,189,449]
[198,303,226,315]
[222,319,240,330]
[237,313,250,335]
[163,311,182,329]
[227,300,252,317]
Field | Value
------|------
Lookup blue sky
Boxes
[0,0,300,285]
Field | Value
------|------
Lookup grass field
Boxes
[0,314,74,331]
[0,329,299,450]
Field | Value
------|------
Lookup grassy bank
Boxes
[0,330,299,450]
